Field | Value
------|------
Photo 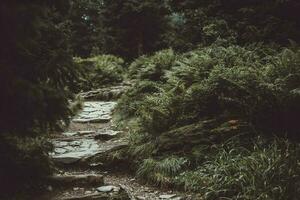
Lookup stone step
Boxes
[78,85,130,101]
[48,174,104,187]
[60,193,109,200]
[94,130,121,141]
[72,101,117,124]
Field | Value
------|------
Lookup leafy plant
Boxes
[75,55,125,91]
[128,49,177,82]
[137,156,188,186]
[177,138,300,200]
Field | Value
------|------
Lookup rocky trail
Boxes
[37,86,196,200]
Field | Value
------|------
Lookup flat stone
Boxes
[84,191,92,195]
[60,193,108,200]
[69,141,82,146]
[96,185,120,193]
[94,130,121,141]
[51,139,101,164]
[54,148,67,154]
[72,102,116,123]
[72,117,111,123]
[52,154,82,164]
[78,130,96,135]
[159,194,177,199]
[49,174,104,187]
[78,86,129,101]
[62,132,78,137]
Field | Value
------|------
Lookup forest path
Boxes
[40,86,194,200]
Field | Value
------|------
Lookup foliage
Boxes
[74,55,125,91]
[69,0,105,57]
[116,43,300,198]
[176,138,300,200]
[100,0,170,59]
[122,44,300,139]
[115,81,162,121]
[0,135,53,196]
[67,0,299,58]
[68,0,170,59]
[0,0,79,194]
[137,156,188,186]
[0,1,80,136]
[128,49,177,81]
[167,0,300,50]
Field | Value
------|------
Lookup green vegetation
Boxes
[115,43,300,198]
[1,0,299,199]
[74,55,125,91]
[0,1,79,196]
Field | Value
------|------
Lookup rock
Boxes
[84,191,92,195]
[72,117,111,123]
[62,131,96,137]
[94,130,121,141]
[48,174,104,187]
[159,194,177,199]
[70,141,82,146]
[52,154,82,164]
[72,101,117,124]
[87,141,129,169]
[61,189,130,200]
[172,197,183,200]
[51,139,101,164]
[136,196,146,200]
[78,130,96,136]
[96,185,120,193]
[62,132,78,137]
[60,193,109,200]
[78,86,129,101]
[89,162,103,167]
[55,148,68,154]
[157,119,246,153]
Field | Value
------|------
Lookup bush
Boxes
[137,156,188,187]
[75,55,125,91]
[176,138,300,200]
[128,49,177,82]
[0,1,80,195]
[122,44,300,139]
[0,135,53,196]
[115,42,300,198]
[115,81,162,121]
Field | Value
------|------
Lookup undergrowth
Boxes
[74,55,125,91]
[114,42,300,199]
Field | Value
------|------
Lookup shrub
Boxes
[176,138,300,200]
[128,49,177,82]
[75,55,125,91]
[0,135,53,196]
[115,81,162,121]
[119,44,300,140]
[116,43,300,198]
[137,156,188,187]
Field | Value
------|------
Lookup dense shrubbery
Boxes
[176,138,300,199]
[115,43,300,199]
[0,136,53,194]
[118,44,300,138]
[128,49,177,81]
[74,55,125,91]
[0,1,79,195]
